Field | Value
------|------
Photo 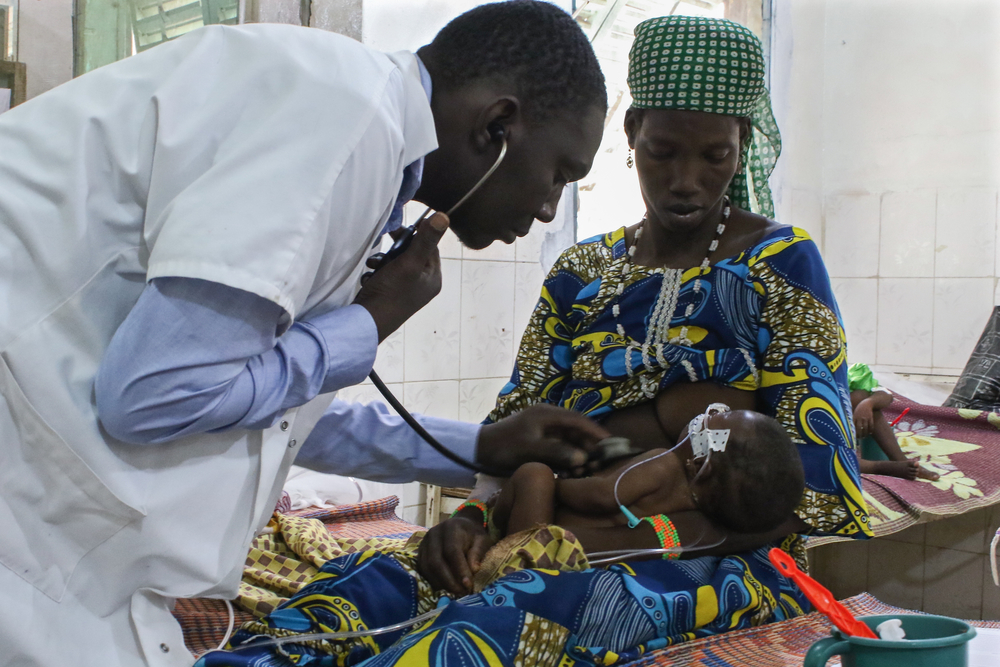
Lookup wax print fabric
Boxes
[487,226,870,539]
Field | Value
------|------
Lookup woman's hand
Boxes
[853,400,875,439]
[417,514,494,597]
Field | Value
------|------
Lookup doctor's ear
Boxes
[475,97,519,150]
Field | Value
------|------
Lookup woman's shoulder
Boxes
[552,227,629,273]
[741,220,822,269]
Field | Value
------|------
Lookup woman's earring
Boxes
[626,148,634,169]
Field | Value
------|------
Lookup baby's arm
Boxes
[557,450,667,514]
[492,462,557,535]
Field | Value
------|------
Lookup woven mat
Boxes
[811,396,1000,547]
[174,495,419,657]
[622,592,1000,667]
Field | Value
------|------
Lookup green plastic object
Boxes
[847,362,879,392]
[859,435,887,462]
[803,614,976,667]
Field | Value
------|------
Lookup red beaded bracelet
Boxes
[450,499,489,529]
[641,514,681,559]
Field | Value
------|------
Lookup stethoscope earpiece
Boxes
[488,122,505,143]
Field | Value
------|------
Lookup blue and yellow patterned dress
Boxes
[488,224,869,538]
[197,225,871,667]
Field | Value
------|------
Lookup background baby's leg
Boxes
[862,411,938,480]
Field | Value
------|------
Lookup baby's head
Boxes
[682,409,805,534]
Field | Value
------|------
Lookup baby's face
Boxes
[681,409,760,487]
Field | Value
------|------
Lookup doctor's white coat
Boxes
[0,24,436,666]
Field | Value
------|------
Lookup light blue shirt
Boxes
[94,56,481,488]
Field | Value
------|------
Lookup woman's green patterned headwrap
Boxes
[627,15,781,217]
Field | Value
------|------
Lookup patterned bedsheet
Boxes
[626,592,1000,666]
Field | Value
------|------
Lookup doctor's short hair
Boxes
[424,0,607,119]
[697,414,805,535]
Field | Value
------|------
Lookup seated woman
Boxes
[196,16,870,667]
[415,11,869,657]
[492,403,805,541]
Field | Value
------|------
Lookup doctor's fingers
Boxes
[531,404,613,448]
[412,212,449,250]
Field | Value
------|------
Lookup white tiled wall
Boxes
[771,0,1000,378]
[821,190,997,377]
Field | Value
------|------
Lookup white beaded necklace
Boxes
[615,200,731,398]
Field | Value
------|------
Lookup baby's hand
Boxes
[853,401,875,438]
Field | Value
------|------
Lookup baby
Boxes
[488,405,805,549]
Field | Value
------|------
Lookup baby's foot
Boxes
[914,462,940,481]
[866,459,940,481]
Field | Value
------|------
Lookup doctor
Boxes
[0,1,607,665]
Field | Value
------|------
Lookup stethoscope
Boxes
[366,123,510,477]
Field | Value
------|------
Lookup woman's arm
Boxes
[755,231,872,538]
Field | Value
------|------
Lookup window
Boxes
[75,0,240,76]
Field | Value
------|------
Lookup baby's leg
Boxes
[860,458,934,480]
[870,410,908,461]
[862,410,939,480]
[491,463,557,536]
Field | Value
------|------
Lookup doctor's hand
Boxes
[354,213,449,342]
[476,404,612,477]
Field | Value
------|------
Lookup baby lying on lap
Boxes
[488,404,806,555]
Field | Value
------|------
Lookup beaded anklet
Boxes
[640,514,682,559]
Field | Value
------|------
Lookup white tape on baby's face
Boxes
[688,404,732,459]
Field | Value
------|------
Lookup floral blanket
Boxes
[813,395,1000,546]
